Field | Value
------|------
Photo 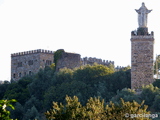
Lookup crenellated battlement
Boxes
[82,57,114,66]
[131,31,154,41]
[131,29,154,38]
[11,49,54,57]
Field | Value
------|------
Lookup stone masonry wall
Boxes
[56,51,115,71]
[82,57,114,66]
[56,51,81,71]
[131,33,154,89]
[11,49,115,81]
[11,49,54,81]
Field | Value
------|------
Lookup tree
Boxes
[43,86,56,110]
[10,102,24,120]
[110,88,141,104]
[1,63,134,119]
[45,95,86,120]
[24,95,41,112]
[85,97,105,119]
[54,49,64,66]
[153,79,160,88]
[4,77,32,105]
[0,99,16,120]
[109,68,131,93]
[28,66,54,100]
[140,84,160,107]
[73,63,114,84]
[47,80,87,105]
[105,98,150,120]
[4,83,29,105]
[50,63,56,72]
[45,95,151,120]
[154,55,160,75]
[55,67,73,84]
[23,105,40,120]
[152,95,160,111]
[0,82,10,99]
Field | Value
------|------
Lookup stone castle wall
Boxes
[56,52,115,71]
[131,32,154,89]
[11,49,54,81]
[11,49,115,81]
[82,57,114,66]
[56,51,81,71]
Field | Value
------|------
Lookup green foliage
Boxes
[74,63,114,80]
[23,105,40,120]
[45,95,151,120]
[50,63,56,71]
[10,102,24,120]
[109,69,131,93]
[54,49,64,66]
[85,97,105,119]
[4,78,32,105]
[154,55,160,75]
[3,63,160,119]
[140,84,160,107]
[45,95,85,120]
[106,98,150,120]
[55,67,74,84]
[24,95,41,112]
[110,88,141,104]
[153,79,160,88]
[29,66,54,100]
[46,63,120,106]
[0,81,10,99]
[152,95,160,111]
[0,99,17,120]
[43,86,56,110]
[1,63,132,119]
[110,85,160,113]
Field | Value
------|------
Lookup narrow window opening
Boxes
[13,74,16,78]
[29,71,32,76]
[19,73,21,77]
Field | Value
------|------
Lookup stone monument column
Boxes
[131,3,154,90]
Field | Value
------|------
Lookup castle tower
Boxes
[11,49,54,81]
[131,3,154,89]
[55,49,81,71]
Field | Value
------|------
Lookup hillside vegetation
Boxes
[0,63,160,119]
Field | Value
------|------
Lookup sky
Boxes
[0,0,160,81]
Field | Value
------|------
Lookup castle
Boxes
[131,3,155,89]
[11,3,155,90]
[11,49,114,81]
